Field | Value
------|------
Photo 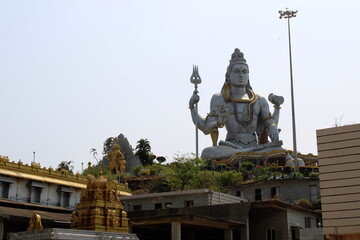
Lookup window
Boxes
[271,187,280,199]
[58,186,72,208]
[165,202,172,208]
[31,187,42,203]
[155,203,162,209]
[27,181,45,204]
[60,192,70,208]
[266,229,276,240]
[305,217,311,228]
[184,200,194,207]
[255,189,262,201]
[0,182,10,199]
[236,190,244,198]
[133,205,142,211]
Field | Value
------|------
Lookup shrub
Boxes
[309,171,319,179]
[131,165,143,177]
[240,161,255,172]
[296,198,312,208]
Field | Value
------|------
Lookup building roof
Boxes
[0,199,72,223]
[0,199,72,213]
[121,188,246,202]
[121,189,214,200]
[0,206,71,223]
[251,200,322,215]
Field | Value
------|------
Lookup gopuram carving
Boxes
[189,48,285,162]
[70,170,129,233]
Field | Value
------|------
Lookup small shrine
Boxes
[27,213,43,230]
[70,169,129,233]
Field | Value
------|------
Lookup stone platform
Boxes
[9,228,139,240]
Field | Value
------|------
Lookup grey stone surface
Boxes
[9,228,139,240]
[189,49,285,160]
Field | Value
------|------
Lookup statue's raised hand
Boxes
[189,91,200,109]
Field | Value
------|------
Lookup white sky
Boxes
[1,0,359,173]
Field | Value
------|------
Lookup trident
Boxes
[190,65,201,158]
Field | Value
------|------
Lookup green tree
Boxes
[165,154,202,191]
[216,170,243,188]
[135,138,154,166]
[57,161,74,174]
[191,170,218,190]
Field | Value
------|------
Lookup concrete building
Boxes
[121,189,247,212]
[250,200,323,240]
[122,189,323,240]
[226,178,320,205]
[317,123,360,239]
[122,189,250,240]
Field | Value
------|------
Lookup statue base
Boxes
[8,228,139,240]
[211,149,318,167]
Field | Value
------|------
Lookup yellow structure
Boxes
[70,170,129,233]
[107,140,126,175]
[27,213,43,230]
[0,155,86,189]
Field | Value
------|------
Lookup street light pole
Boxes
[279,9,299,172]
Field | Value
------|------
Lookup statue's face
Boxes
[229,63,249,88]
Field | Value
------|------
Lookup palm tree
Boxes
[135,138,153,166]
[103,137,115,155]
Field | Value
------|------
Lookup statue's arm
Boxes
[189,108,211,134]
[259,97,279,143]
[189,93,222,134]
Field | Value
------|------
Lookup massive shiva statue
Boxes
[189,48,284,160]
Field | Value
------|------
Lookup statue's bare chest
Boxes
[223,101,261,131]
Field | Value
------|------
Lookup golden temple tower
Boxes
[70,170,129,233]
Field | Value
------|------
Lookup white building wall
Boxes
[1,175,81,209]
[287,208,323,240]
[16,178,29,202]
[228,179,320,204]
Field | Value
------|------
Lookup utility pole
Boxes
[279,9,299,171]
